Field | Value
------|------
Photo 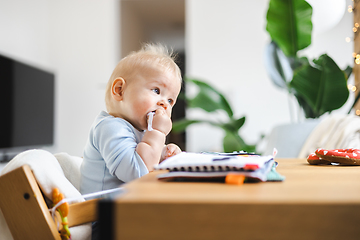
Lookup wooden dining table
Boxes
[98,158,360,240]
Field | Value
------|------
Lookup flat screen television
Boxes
[0,54,55,157]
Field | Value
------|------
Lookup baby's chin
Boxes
[134,114,153,131]
[136,123,147,132]
[127,119,146,132]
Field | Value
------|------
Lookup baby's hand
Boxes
[150,109,172,135]
[161,143,182,162]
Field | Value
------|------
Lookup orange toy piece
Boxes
[225,174,245,185]
[52,188,71,240]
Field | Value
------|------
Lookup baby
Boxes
[80,43,182,195]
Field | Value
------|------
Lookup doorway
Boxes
[120,0,186,150]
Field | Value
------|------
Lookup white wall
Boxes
[0,0,121,156]
[185,0,354,153]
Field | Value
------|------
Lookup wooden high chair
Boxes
[0,165,98,240]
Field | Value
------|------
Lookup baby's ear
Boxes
[111,77,125,101]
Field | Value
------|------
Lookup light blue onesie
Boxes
[80,111,149,195]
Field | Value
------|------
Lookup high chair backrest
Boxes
[0,165,98,240]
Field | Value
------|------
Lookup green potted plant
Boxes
[264,0,352,119]
[262,0,356,157]
[172,78,257,153]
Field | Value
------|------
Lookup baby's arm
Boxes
[136,109,173,171]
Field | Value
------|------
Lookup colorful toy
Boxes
[306,152,331,165]
[225,174,245,185]
[52,188,71,240]
[307,148,360,165]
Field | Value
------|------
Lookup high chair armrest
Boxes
[0,165,61,240]
[0,165,98,240]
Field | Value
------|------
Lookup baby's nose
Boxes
[158,100,168,109]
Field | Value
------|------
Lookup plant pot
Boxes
[264,119,321,158]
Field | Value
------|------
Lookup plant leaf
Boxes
[232,116,246,130]
[266,0,312,57]
[221,116,246,132]
[187,79,233,117]
[264,41,293,89]
[290,54,349,117]
[172,118,222,132]
[223,132,245,153]
[343,66,352,80]
[172,119,203,132]
[294,94,317,118]
[223,132,256,153]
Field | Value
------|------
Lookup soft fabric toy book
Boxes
[154,152,275,182]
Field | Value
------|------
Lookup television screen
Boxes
[0,55,55,150]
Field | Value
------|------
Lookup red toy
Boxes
[307,148,360,165]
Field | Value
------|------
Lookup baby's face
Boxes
[120,67,181,131]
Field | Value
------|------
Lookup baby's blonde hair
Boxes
[105,43,182,111]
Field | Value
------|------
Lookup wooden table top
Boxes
[115,158,360,205]
[104,158,360,240]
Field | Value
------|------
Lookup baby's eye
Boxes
[168,99,174,105]
[152,88,160,94]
